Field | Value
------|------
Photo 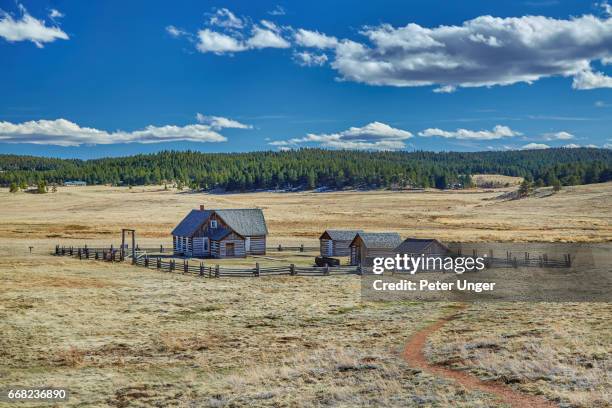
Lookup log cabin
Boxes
[319,230,363,257]
[172,205,267,258]
[349,232,402,265]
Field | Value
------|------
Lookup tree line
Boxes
[1,148,610,191]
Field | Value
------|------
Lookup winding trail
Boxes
[403,304,557,408]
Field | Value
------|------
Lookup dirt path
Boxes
[403,304,557,408]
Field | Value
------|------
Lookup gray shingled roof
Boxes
[208,228,232,241]
[172,209,212,236]
[172,208,267,237]
[215,209,268,236]
[394,238,449,254]
[320,229,363,241]
[353,232,402,248]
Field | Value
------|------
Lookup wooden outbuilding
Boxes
[349,232,402,265]
[319,230,363,257]
[172,205,267,258]
[394,238,449,256]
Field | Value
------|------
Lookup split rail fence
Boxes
[53,244,571,279]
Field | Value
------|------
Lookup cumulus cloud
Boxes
[572,69,612,89]
[418,125,521,140]
[293,51,328,66]
[0,4,68,47]
[169,7,612,91]
[0,116,251,146]
[192,14,290,54]
[332,15,612,91]
[294,29,338,49]
[521,142,550,149]
[247,23,290,49]
[195,113,252,129]
[269,121,413,150]
[543,131,574,140]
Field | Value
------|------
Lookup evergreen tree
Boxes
[518,179,532,198]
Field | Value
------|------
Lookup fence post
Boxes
[215,265,220,278]
[325,265,330,276]
[157,258,161,269]
[55,245,60,255]
[95,250,99,260]
[513,257,518,268]
[70,246,74,256]
[199,262,204,277]
[184,260,188,274]
[208,266,212,278]
[255,262,260,277]
[290,263,296,276]
[160,245,163,253]
[543,254,548,266]
[566,253,572,267]
[278,244,282,252]
[85,248,90,259]
[78,248,82,260]
[300,244,304,252]
[357,265,362,275]
[539,255,543,267]
[61,246,65,255]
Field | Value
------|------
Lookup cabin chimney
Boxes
[199,204,205,211]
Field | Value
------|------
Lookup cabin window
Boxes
[210,220,217,229]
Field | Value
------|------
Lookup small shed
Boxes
[319,229,363,257]
[349,232,402,265]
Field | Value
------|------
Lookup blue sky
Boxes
[1,0,611,158]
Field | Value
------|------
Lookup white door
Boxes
[245,237,251,252]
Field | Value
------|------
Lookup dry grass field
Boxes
[0,183,610,407]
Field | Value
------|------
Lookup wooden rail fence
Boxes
[53,244,572,279]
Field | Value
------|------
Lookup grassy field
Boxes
[0,183,610,407]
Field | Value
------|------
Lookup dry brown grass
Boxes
[1,182,611,245]
[0,183,610,406]
[426,303,612,408]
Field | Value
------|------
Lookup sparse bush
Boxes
[9,182,18,193]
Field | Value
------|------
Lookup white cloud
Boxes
[247,24,290,49]
[543,131,574,140]
[49,9,63,19]
[269,121,413,150]
[563,143,581,148]
[192,13,290,54]
[166,25,188,38]
[418,125,521,140]
[208,8,244,29]
[0,117,251,146]
[595,100,611,107]
[332,15,612,91]
[268,6,286,16]
[170,8,612,91]
[0,5,68,47]
[294,29,338,49]
[604,143,612,148]
[293,51,328,66]
[195,113,252,129]
[433,85,456,93]
[585,144,599,148]
[521,142,550,149]
[196,29,247,53]
[572,69,612,90]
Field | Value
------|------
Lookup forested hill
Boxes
[1,148,611,191]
